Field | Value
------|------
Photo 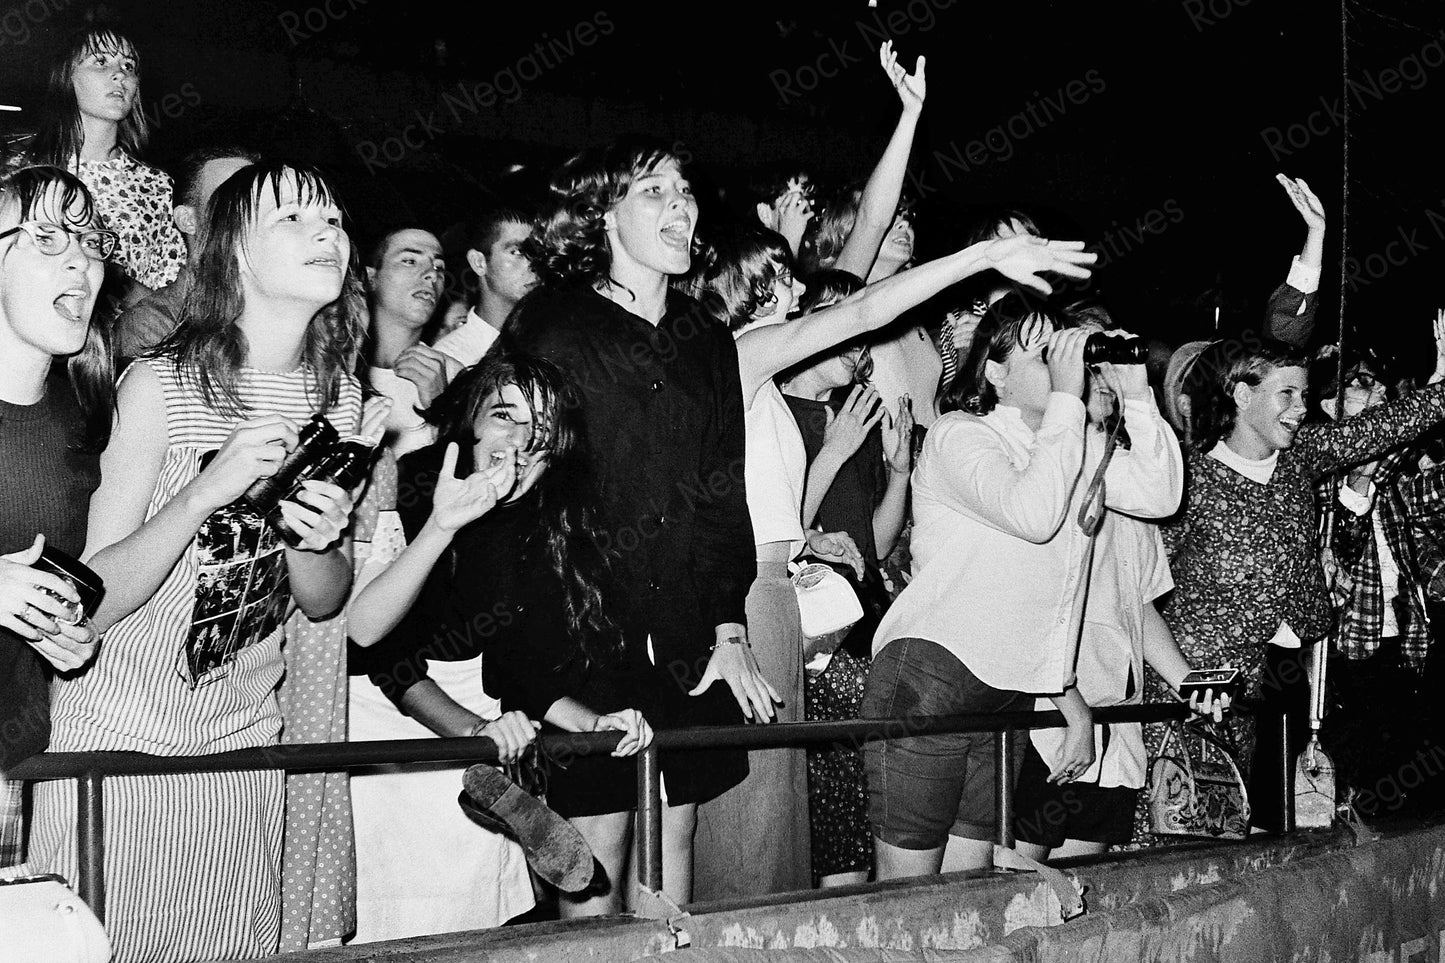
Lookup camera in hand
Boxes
[1042,332,1148,365]
[31,545,105,625]
[1177,667,1239,700]
[239,413,377,548]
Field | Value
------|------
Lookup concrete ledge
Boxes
[270,824,1389,962]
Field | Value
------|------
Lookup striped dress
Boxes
[30,357,360,963]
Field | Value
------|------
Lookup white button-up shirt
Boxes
[874,390,1182,695]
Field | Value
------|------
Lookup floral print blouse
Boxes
[1162,380,1445,697]
[74,152,186,291]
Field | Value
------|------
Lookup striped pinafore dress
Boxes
[30,357,360,963]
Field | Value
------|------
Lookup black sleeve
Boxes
[365,547,502,711]
[691,326,756,629]
[1264,281,1316,348]
[395,444,444,542]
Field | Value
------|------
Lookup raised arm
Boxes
[873,395,914,558]
[1295,317,1445,477]
[736,235,1097,397]
[348,443,514,646]
[1265,174,1325,347]
[1094,351,1184,519]
[832,42,926,281]
[927,398,1085,543]
[800,385,885,527]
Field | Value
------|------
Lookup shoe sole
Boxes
[462,764,597,893]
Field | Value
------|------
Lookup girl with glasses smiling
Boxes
[0,164,112,870]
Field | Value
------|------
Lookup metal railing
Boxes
[9,700,1284,922]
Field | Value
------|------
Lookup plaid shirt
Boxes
[1322,445,1445,670]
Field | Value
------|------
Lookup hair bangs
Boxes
[75,29,139,70]
[254,163,341,216]
[0,165,97,230]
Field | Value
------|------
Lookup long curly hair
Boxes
[155,161,365,416]
[424,352,623,668]
[0,165,114,450]
[527,138,696,290]
[26,28,150,167]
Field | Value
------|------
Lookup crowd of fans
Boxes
[4,23,1445,963]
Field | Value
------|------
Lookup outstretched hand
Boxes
[822,384,885,462]
[882,394,915,475]
[1275,173,1325,233]
[981,235,1096,295]
[879,41,925,114]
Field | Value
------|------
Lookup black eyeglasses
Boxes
[0,221,119,261]
[1346,371,1381,391]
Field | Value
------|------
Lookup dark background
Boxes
[2,0,1442,371]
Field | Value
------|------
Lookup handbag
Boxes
[0,874,111,962]
[790,561,864,673]
[1148,718,1251,839]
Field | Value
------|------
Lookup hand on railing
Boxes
[469,710,539,764]
[593,709,653,757]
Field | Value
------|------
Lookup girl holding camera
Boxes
[1152,332,1445,835]
[30,161,364,961]
[0,165,113,865]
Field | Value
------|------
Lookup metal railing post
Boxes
[1279,710,1294,833]
[636,744,663,892]
[994,730,1015,849]
[76,770,105,922]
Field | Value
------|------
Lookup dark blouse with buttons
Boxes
[505,285,754,803]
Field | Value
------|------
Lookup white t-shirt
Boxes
[367,366,435,458]
[434,307,501,371]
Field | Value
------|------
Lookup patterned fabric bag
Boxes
[1148,719,1250,839]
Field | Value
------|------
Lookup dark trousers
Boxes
[1248,644,1312,833]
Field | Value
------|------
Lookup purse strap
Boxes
[1184,719,1249,801]
[1159,718,1197,796]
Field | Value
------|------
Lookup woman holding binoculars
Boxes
[864,291,1182,880]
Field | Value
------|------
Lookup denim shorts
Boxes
[861,638,1030,849]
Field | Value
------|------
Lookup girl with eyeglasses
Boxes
[13,27,186,301]
[29,161,367,962]
[0,165,113,867]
